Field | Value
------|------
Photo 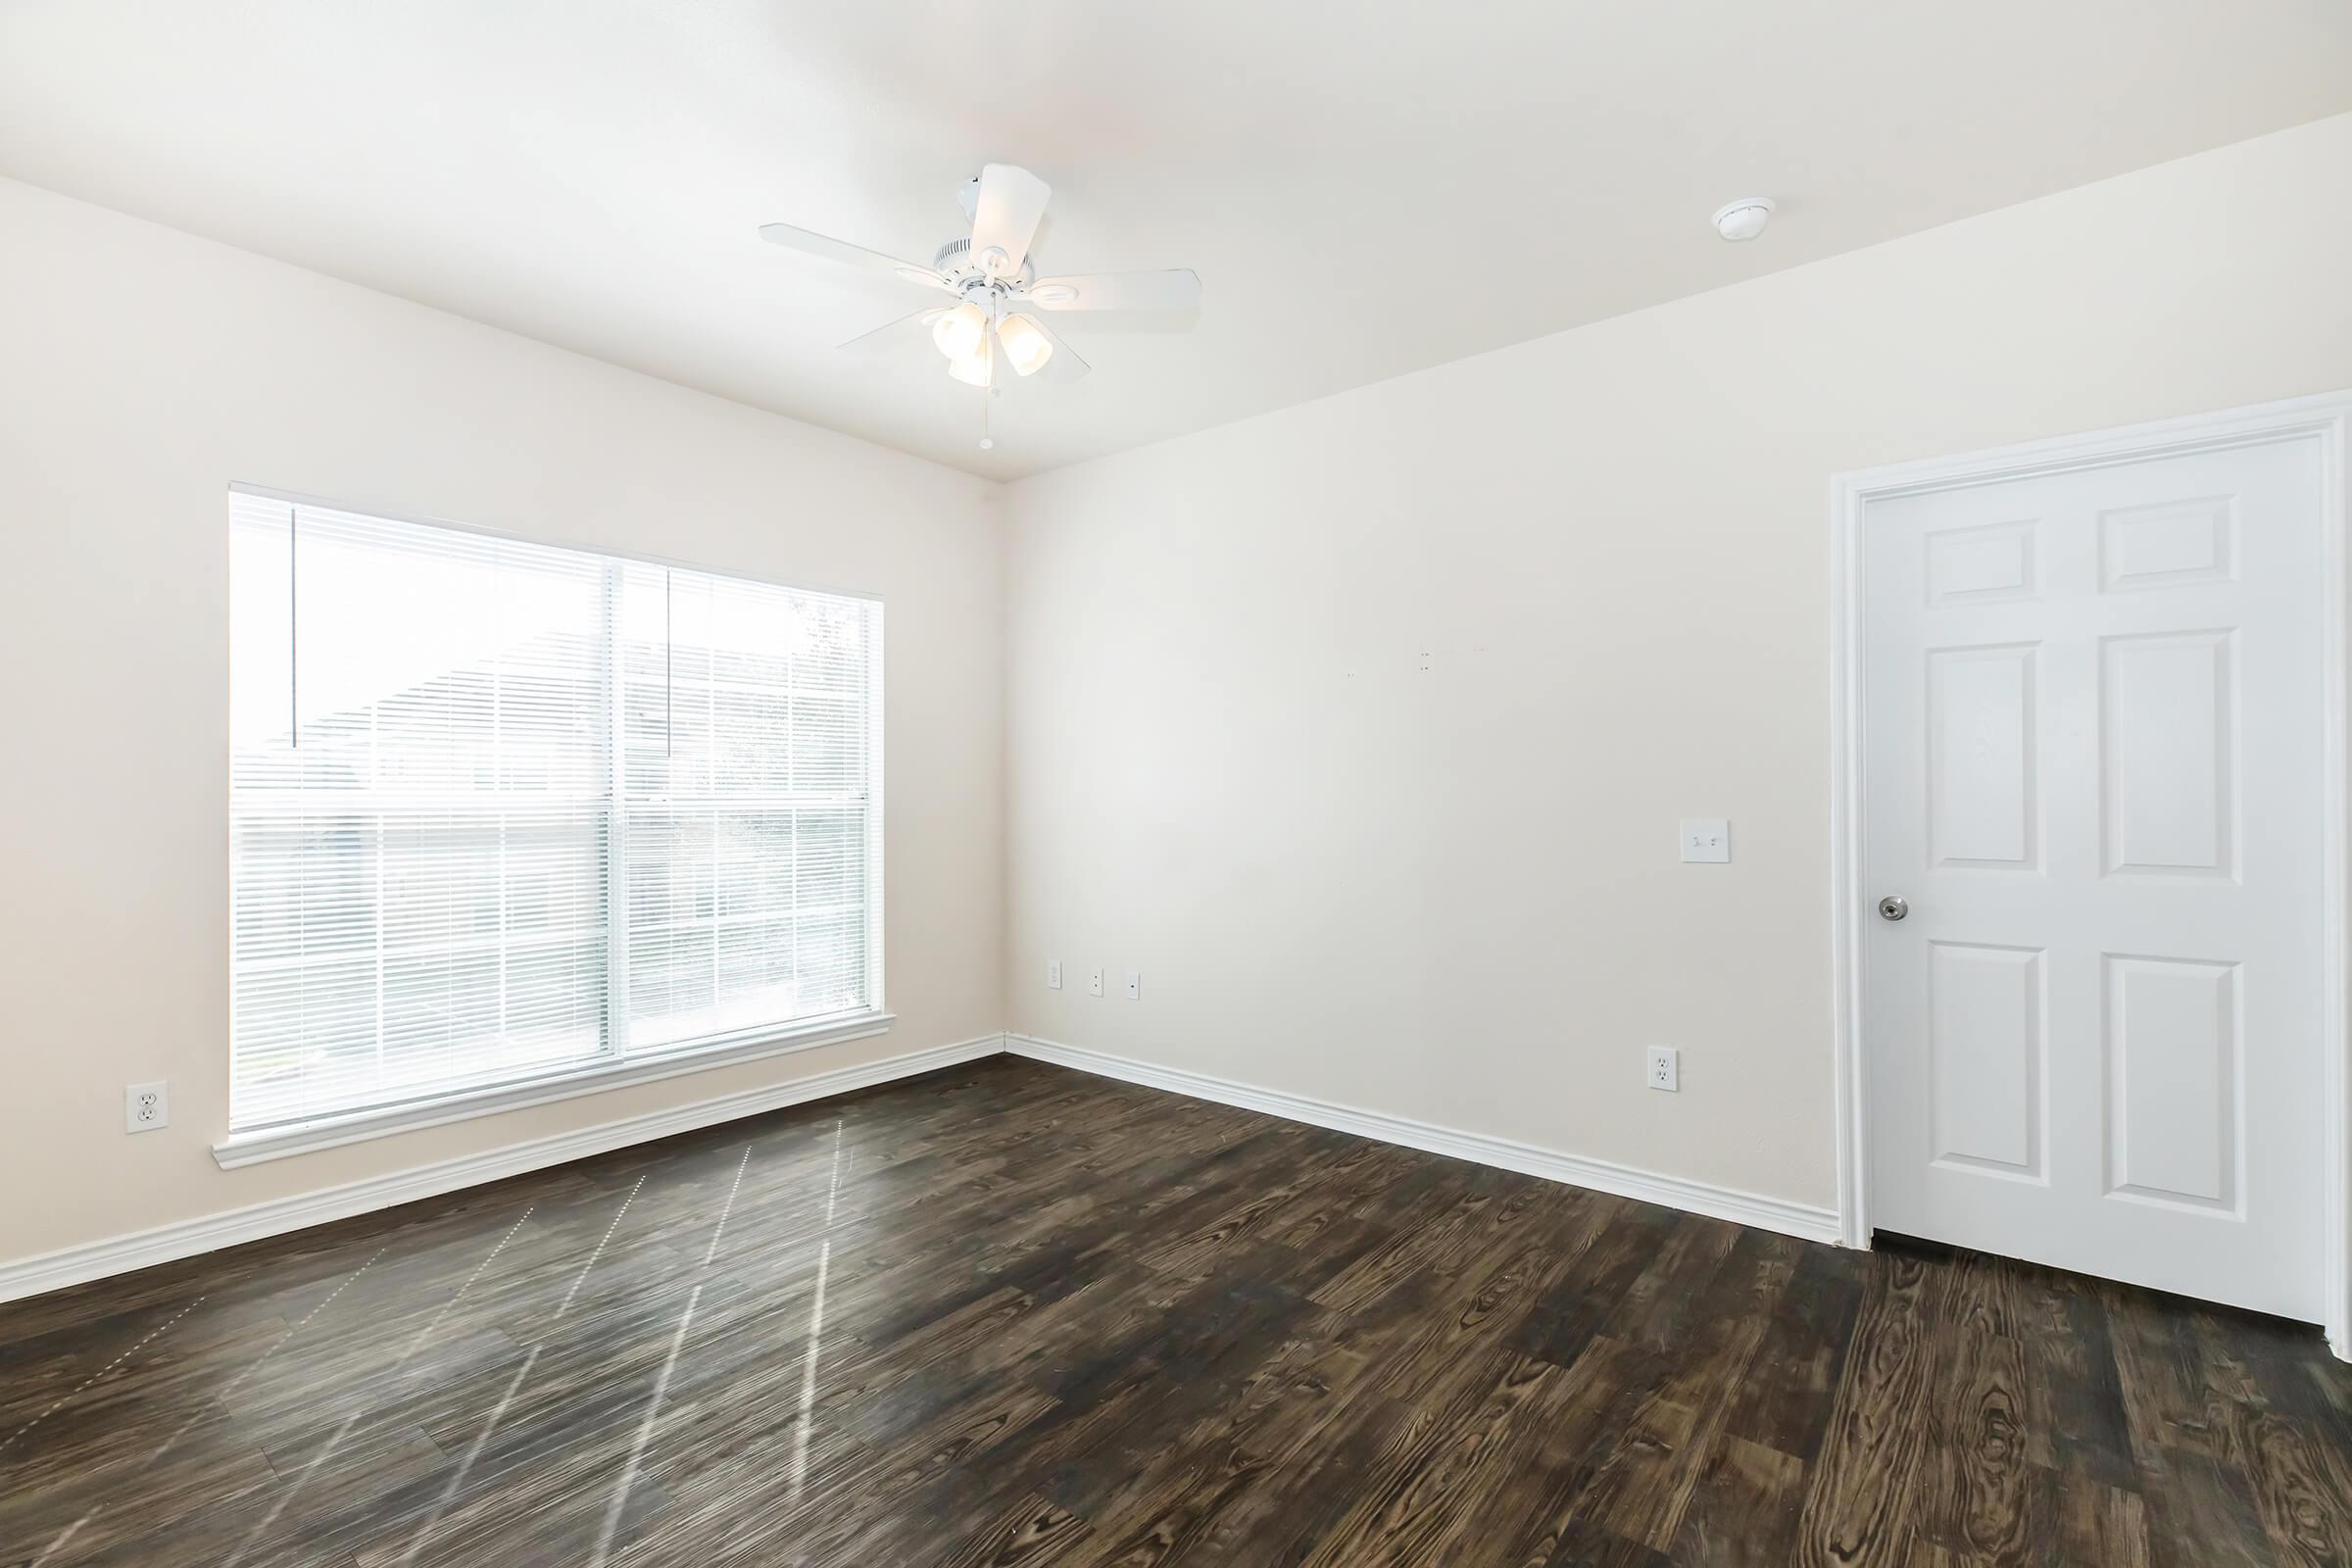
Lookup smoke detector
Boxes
[1711,197,1775,242]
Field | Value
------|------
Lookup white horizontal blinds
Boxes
[618,563,879,1051]
[229,495,614,1130]
[228,490,882,1133]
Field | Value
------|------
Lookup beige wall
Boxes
[1001,114,2352,1210]
[0,179,1004,1268]
[7,112,2351,1276]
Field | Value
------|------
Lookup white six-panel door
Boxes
[1861,435,2327,1321]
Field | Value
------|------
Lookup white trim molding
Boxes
[0,1033,1003,1307]
[214,1009,898,1168]
[1828,387,2352,1357]
[1006,1034,1842,1247]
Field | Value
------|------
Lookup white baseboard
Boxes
[4,1028,1845,1307]
[1005,1034,1843,1247]
[0,1033,1006,1306]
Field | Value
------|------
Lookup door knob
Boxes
[1878,895,1908,922]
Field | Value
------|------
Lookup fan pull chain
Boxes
[979,325,997,450]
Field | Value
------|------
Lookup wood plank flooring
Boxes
[3,1056,2348,1566]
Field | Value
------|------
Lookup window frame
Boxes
[215,484,889,1167]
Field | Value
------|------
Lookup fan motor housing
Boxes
[933,236,1034,291]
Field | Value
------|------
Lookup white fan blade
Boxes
[1023,269,1200,314]
[1016,315,1090,383]
[759,222,952,292]
[970,164,1051,278]
[837,309,946,356]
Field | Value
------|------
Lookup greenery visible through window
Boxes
[227,491,882,1131]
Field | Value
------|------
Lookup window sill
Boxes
[211,1009,896,1169]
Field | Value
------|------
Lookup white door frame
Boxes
[1829,389,2352,1354]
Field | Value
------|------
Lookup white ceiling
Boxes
[4,1,2348,481]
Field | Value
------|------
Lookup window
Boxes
[227,489,883,1137]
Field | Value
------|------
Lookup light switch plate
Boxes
[1047,958,1062,990]
[1679,818,1730,863]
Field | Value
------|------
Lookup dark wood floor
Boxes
[3,1057,2348,1566]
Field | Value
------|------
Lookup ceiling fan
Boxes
[760,164,1200,446]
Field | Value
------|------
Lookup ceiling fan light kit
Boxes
[996,313,1053,376]
[946,346,991,386]
[931,300,986,360]
[760,162,1201,449]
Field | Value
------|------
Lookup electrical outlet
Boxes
[125,1081,170,1133]
[1644,1047,1680,1093]
[1123,971,1141,1000]
[1088,966,1104,997]
[1047,958,1062,990]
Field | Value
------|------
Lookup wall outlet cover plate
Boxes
[125,1081,170,1132]
[1644,1047,1680,1092]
